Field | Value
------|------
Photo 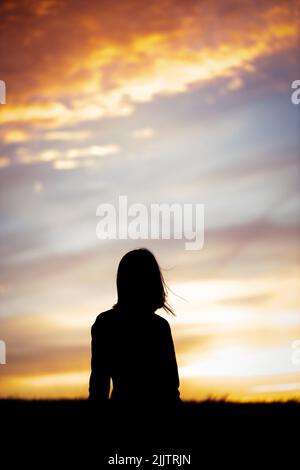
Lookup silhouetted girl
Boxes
[89,248,180,408]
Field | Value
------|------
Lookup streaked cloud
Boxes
[0,0,298,131]
[253,383,300,393]
[132,127,155,139]
[33,181,44,193]
[44,130,92,141]
[14,144,121,167]
[2,130,31,144]
[65,144,121,158]
[0,158,10,168]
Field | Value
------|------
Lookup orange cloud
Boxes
[0,0,298,131]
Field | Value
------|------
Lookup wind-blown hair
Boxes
[114,248,174,314]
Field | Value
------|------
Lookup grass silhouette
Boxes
[1,398,299,467]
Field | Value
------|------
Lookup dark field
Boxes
[1,399,299,467]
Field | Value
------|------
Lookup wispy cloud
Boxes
[132,127,155,139]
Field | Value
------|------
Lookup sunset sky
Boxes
[0,0,300,401]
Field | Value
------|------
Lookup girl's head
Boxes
[114,248,173,314]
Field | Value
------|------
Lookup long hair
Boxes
[114,248,174,315]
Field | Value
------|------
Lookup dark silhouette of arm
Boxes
[161,321,180,400]
[89,319,110,401]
